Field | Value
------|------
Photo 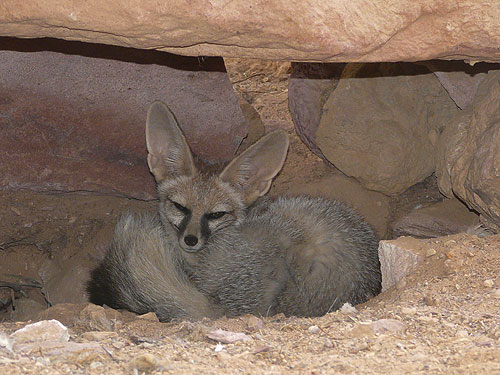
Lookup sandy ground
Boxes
[0,59,499,374]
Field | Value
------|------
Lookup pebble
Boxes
[456,330,469,338]
[426,248,437,257]
[10,320,69,344]
[247,316,264,331]
[483,279,494,288]
[207,329,251,344]
[492,289,500,299]
[308,325,321,334]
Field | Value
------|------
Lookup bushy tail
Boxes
[87,212,222,322]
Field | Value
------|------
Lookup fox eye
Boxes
[206,211,226,220]
[171,200,189,213]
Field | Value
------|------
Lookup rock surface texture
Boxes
[1,1,500,62]
[436,70,500,231]
[0,40,247,200]
[315,63,459,195]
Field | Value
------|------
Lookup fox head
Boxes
[145,101,289,253]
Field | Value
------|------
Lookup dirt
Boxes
[0,59,499,374]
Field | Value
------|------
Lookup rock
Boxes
[316,63,459,195]
[436,69,500,230]
[78,304,113,331]
[10,320,69,344]
[378,237,426,291]
[206,329,251,344]
[287,173,390,238]
[288,62,345,160]
[339,303,357,314]
[1,2,500,62]
[246,316,264,331]
[308,325,321,334]
[392,198,480,238]
[423,61,492,109]
[0,39,247,200]
[137,312,160,322]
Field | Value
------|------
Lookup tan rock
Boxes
[378,237,426,291]
[316,63,458,195]
[436,70,500,230]
[392,198,479,238]
[1,1,500,62]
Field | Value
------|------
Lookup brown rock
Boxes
[288,62,345,160]
[0,39,247,200]
[10,319,69,344]
[436,70,500,230]
[392,198,480,238]
[316,63,459,195]
[378,237,426,291]
[1,2,500,62]
[78,304,113,331]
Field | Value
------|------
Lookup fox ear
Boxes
[219,130,289,205]
[146,101,196,182]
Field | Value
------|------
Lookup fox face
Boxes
[157,173,246,252]
[145,101,289,253]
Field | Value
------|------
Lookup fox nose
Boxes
[184,235,198,247]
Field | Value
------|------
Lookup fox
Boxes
[87,101,382,321]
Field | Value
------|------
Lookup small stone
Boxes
[253,344,271,354]
[426,248,437,257]
[483,279,494,288]
[308,325,321,334]
[137,312,159,322]
[247,316,264,331]
[10,320,69,344]
[79,304,113,331]
[323,338,334,348]
[445,249,456,258]
[423,295,437,306]
[339,303,357,314]
[492,289,500,299]
[456,330,469,338]
[90,361,103,369]
[207,329,251,344]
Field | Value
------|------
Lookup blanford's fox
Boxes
[87,101,382,321]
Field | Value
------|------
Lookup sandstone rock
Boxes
[378,237,426,291]
[0,39,247,200]
[436,70,500,230]
[392,198,480,238]
[423,61,492,109]
[286,173,390,239]
[316,63,459,195]
[78,304,113,331]
[10,320,69,344]
[1,2,500,62]
[288,62,345,160]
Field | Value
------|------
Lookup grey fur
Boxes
[87,101,381,321]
